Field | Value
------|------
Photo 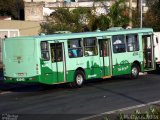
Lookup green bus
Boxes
[2,28,155,87]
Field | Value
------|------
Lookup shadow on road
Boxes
[0,69,70,93]
[0,67,159,93]
[0,80,70,93]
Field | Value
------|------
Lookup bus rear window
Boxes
[41,41,50,61]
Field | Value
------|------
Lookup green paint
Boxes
[112,60,130,75]
[113,63,131,76]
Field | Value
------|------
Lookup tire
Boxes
[130,63,139,79]
[70,70,85,88]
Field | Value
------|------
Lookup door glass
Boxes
[143,35,153,68]
[99,40,109,57]
[99,39,111,76]
[50,43,63,62]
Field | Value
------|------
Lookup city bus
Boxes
[2,27,155,87]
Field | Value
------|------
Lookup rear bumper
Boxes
[4,75,40,84]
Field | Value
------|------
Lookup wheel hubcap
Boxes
[76,74,83,85]
[132,67,138,76]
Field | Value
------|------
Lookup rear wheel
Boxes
[70,70,85,88]
[130,64,139,79]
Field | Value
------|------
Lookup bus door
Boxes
[50,42,66,83]
[99,39,112,78]
[142,35,155,71]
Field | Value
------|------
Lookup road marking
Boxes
[139,72,147,75]
[79,100,160,120]
[0,91,12,95]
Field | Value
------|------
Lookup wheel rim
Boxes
[132,67,138,76]
[76,74,83,85]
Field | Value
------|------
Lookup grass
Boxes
[103,107,160,120]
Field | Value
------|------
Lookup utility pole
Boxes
[16,0,20,20]
[129,0,132,27]
[140,0,143,28]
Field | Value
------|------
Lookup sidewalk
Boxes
[80,101,160,120]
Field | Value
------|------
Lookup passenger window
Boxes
[41,41,50,61]
[84,37,98,56]
[112,35,126,53]
[126,34,139,52]
[68,38,83,58]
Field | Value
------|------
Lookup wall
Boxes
[0,20,41,36]
[0,20,41,65]
[25,2,44,21]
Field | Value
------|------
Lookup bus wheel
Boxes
[130,64,139,79]
[71,70,85,88]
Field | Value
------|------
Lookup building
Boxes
[24,0,141,21]
[0,20,41,37]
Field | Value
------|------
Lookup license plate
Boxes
[16,78,25,81]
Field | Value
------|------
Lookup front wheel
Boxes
[70,70,85,88]
[130,64,139,79]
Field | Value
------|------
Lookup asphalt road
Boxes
[0,72,160,120]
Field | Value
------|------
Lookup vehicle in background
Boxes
[154,32,160,69]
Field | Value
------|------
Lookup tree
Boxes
[108,0,130,27]
[41,0,130,33]
[93,15,110,31]
[143,0,160,31]
[41,7,93,34]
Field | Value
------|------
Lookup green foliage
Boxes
[109,0,129,27]
[41,0,130,34]
[41,8,90,34]
[143,0,160,31]
[94,15,110,30]
[103,107,160,120]
[0,0,24,19]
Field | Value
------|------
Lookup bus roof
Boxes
[36,28,153,40]
[4,28,153,41]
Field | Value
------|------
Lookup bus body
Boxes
[2,28,155,87]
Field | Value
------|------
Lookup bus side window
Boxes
[68,38,83,58]
[126,34,139,52]
[84,37,98,56]
[112,35,126,53]
[41,41,50,61]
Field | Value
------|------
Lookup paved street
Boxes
[0,72,160,120]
